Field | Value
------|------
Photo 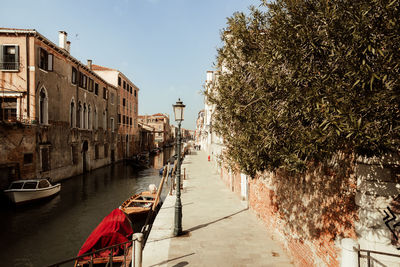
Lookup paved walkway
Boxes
[143,150,294,267]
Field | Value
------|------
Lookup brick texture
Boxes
[219,165,357,267]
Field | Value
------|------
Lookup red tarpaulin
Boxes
[77,208,133,257]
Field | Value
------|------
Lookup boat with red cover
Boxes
[75,208,133,266]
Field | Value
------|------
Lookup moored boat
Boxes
[3,179,61,204]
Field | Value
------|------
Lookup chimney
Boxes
[58,31,67,50]
[66,41,71,53]
[87,59,92,70]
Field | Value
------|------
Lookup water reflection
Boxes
[0,148,173,267]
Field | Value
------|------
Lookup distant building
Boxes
[92,64,139,159]
[138,114,171,148]
[0,28,118,188]
[138,123,155,153]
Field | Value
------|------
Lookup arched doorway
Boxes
[82,140,88,173]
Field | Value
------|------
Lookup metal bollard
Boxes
[132,233,143,267]
[340,238,359,267]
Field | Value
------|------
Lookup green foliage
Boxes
[207,0,400,175]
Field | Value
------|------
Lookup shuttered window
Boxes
[0,45,19,71]
[39,48,53,71]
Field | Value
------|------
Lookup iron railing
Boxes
[0,62,19,70]
[48,233,143,267]
[357,248,400,267]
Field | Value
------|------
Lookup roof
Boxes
[0,28,109,86]
[92,64,115,71]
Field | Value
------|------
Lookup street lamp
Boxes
[172,98,185,236]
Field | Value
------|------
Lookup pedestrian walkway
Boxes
[143,150,294,267]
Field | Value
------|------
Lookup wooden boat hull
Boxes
[4,184,61,204]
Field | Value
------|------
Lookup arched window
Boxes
[39,88,48,124]
[78,101,83,128]
[88,104,92,130]
[83,103,87,129]
[70,98,76,128]
[94,106,98,130]
[103,109,107,130]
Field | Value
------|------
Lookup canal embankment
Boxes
[143,150,294,266]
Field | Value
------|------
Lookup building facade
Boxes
[92,65,139,159]
[138,113,171,148]
[0,29,118,188]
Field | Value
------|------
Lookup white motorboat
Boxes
[4,179,61,204]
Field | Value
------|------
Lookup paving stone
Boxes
[143,150,293,267]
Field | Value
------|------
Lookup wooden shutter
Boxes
[15,45,19,70]
[48,54,53,71]
[0,45,3,69]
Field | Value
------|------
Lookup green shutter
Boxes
[15,45,19,70]
[0,45,3,69]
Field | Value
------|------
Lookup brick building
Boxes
[92,64,139,159]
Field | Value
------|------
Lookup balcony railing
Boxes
[0,62,20,71]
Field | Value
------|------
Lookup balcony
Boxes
[0,62,20,71]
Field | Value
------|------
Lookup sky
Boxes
[0,0,257,130]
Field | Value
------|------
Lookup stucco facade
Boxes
[0,28,118,188]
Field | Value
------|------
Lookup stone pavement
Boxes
[143,150,294,267]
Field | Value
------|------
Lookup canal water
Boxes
[0,148,174,267]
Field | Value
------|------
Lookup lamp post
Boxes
[172,98,185,236]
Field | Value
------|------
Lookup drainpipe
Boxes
[26,35,30,120]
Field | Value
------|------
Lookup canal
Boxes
[0,148,174,267]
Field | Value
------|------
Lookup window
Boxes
[103,87,107,99]
[71,67,77,84]
[130,117,132,126]
[23,182,37,189]
[94,107,98,130]
[39,88,48,124]
[123,98,126,107]
[88,105,92,129]
[111,117,114,132]
[103,109,107,129]
[39,48,53,71]
[70,99,76,127]
[0,97,17,121]
[88,78,94,92]
[95,83,99,95]
[78,102,83,128]
[118,114,121,124]
[79,72,87,89]
[38,180,50,188]
[122,115,126,124]
[24,153,33,165]
[118,77,121,86]
[83,103,87,129]
[123,81,126,89]
[0,45,19,71]
[130,86,132,94]
[10,182,23,190]
[134,90,137,97]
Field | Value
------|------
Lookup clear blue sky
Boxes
[1,0,256,130]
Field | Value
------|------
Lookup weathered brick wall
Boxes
[219,165,357,267]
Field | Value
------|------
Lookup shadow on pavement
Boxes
[148,253,195,267]
[186,208,248,232]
